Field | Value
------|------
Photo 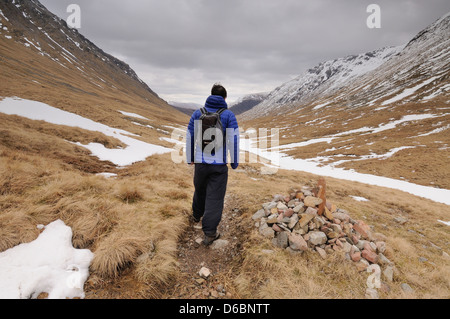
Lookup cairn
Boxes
[253,178,394,276]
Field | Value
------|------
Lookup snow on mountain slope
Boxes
[230,92,269,115]
[244,12,449,120]
[244,46,403,118]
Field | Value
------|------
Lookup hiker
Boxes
[186,83,240,246]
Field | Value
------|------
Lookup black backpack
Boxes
[199,107,226,151]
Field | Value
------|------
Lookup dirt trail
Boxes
[164,193,247,299]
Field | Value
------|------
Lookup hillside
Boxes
[239,12,450,190]
[229,92,269,115]
[0,0,188,139]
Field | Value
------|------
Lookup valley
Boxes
[0,0,449,300]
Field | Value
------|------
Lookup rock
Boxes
[304,196,323,207]
[401,283,414,294]
[195,278,206,285]
[372,232,387,241]
[270,207,278,215]
[314,216,326,228]
[272,224,283,232]
[308,231,328,246]
[327,231,339,239]
[262,201,277,211]
[333,212,350,222]
[378,253,392,266]
[273,194,285,202]
[342,242,352,253]
[298,213,315,228]
[351,251,362,262]
[331,224,342,233]
[281,216,291,224]
[259,224,275,238]
[363,241,375,252]
[295,191,305,200]
[356,239,368,251]
[274,232,289,249]
[305,207,318,216]
[266,216,279,225]
[355,259,369,272]
[288,214,299,229]
[362,249,379,264]
[252,209,266,220]
[293,203,305,213]
[383,266,394,282]
[287,200,297,208]
[323,207,334,221]
[284,208,294,218]
[286,246,303,255]
[277,202,288,210]
[316,246,327,259]
[301,188,313,197]
[211,239,229,250]
[289,233,308,251]
[199,267,211,279]
[376,241,386,254]
[353,220,372,240]
[394,216,408,225]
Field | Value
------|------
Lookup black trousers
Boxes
[192,164,228,236]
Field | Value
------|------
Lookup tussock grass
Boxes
[0,115,192,298]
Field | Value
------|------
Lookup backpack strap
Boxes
[200,107,208,115]
[217,108,227,115]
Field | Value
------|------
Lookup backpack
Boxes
[199,107,226,151]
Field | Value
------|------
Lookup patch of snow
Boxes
[95,172,117,178]
[0,220,94,299]
[416,124,450,137]
[241,132,450,206]
[381,76,441,106]
[350,195,370,202]
[0,97,172,167]
[118,110,149,121]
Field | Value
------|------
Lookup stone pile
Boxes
[252,178,394,275]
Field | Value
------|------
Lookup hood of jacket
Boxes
[204,95,228,111]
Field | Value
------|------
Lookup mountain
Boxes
[240,12,450,190]
[169,101,202,116]
[244,13,449,119]
[243,46,403,119]
[0,0,187,129]
[230,92,269,116]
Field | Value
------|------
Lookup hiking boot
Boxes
[202,233,221,246]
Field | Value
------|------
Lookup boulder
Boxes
[289,233,308,251]
[308,231,328,246]
[304,196,323,207]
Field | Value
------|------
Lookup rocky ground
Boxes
[165,194,248,299]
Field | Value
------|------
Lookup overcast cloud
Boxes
[39,0,450,104]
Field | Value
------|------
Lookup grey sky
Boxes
[39,0,450,105]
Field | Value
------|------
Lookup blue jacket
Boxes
[186,95,240,169]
